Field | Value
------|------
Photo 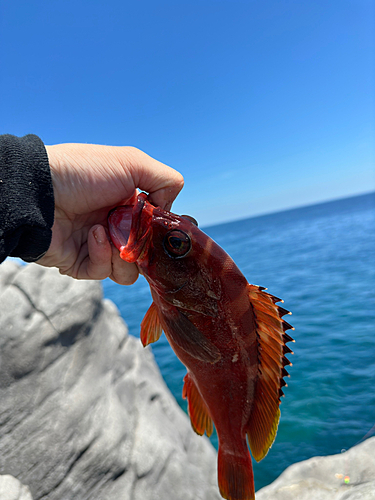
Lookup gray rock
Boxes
[0,261,220,500]
[0,475,33,500]
[256,436,375,500]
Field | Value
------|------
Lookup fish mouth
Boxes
[108,206,133,250]
[108,193,153,263]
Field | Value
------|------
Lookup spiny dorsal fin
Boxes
[182,372,214,437]
[140,302,163,347]
[246,284,294,462]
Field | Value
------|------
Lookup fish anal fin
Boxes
[140,302,163,347]
[182,373,214,437]
[246,284,293,462]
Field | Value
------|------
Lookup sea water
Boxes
[102,192,375,491]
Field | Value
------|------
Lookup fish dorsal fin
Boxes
[246,284,294,462]
[162,307,221,364]
[182,372,214,437]
[140,302,163,347]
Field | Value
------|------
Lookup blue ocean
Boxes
[102,192,375,491]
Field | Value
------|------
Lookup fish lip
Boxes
[108,192,152,263]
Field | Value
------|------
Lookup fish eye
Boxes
[163,230,191,258]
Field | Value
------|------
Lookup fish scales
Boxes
[108,193,294,500]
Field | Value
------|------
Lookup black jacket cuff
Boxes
[0,134,54,263]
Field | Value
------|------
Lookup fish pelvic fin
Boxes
[218,445,255,500]
[182,372,214,437]
[246,284,294,462]
[140,302,163,347]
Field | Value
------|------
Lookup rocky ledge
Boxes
[0,261,220,500]
[257,436,375,500]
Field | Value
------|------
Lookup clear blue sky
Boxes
[1,0,374,226]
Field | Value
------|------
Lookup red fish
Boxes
[108,193,294,500]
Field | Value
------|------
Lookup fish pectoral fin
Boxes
[182,373,214,437]
[246,284,294,462]
[140,302,163,347]
[164,308,221,364]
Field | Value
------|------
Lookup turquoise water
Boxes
[103,192,375,491]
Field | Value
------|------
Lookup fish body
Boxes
[108,193,293,500]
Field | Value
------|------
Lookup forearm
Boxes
[0,134,54,263]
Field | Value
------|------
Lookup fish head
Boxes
[108,193,221,315]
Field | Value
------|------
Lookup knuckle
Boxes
[174,172,184,191]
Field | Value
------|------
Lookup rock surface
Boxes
[256,436,375,500]
[0,475,33,500]
[0,261,220,500]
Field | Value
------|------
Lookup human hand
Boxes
[37,144,184,284]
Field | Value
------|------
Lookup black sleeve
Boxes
[0,134,55,263]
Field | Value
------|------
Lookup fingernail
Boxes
[93,226,105,244]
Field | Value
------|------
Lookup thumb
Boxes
[123,147,184,210]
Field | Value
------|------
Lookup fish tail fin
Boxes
[217,446,255,500]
